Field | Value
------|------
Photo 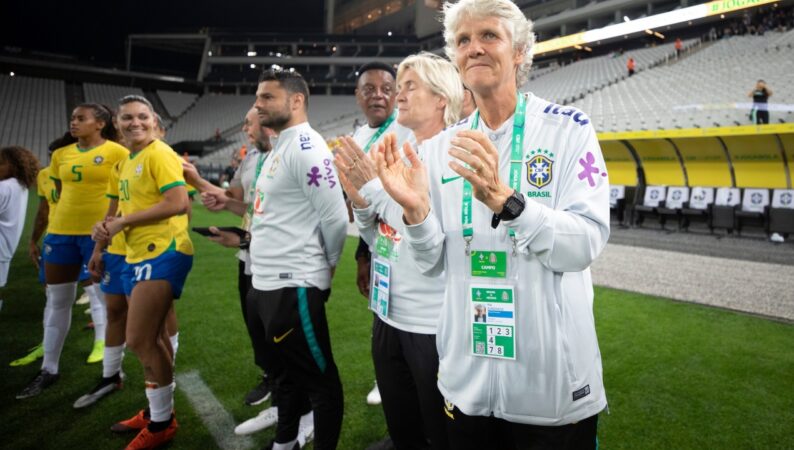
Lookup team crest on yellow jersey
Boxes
[93,156,104,165]
[135,163,144,177]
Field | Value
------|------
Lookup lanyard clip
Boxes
[511,236,518,257]
[464,236,473,256]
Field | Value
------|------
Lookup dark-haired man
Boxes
[205,69,347,450]
[350,62,415,408]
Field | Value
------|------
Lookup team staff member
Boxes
[204,69,347,450]
[228,107,276,406]
[94,95,193,450]
[16,105,127,399]
[350,61,415,407]
[336,52,463,450]
[375,0,610,448]
[188,108,314,442]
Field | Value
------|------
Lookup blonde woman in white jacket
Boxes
[335,52,463,450]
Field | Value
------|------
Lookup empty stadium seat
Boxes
[768,189,794,237]
[682,186,715,231]
[657,186,690,230]
[633,185,665,227]
[711,187,741,233]
[736,188,770,235]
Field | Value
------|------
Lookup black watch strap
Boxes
[239,232,251,250]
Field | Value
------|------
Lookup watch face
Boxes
[502,192,525,220]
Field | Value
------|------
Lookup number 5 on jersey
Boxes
[72,165,83,182]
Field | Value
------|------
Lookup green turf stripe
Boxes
[297,287,327,373]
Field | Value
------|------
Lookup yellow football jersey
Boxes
[36,167,59,226]
[48,140,129,235]
[104,161,127,256]
[117,140,193,263]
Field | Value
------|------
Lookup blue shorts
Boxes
[37,255,90,284]
[42,234,95,266]
[100,253,128,296]
[121,251,193,299]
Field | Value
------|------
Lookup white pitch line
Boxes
[176,370,255,450]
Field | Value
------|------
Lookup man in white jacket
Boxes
[206,69,347,450]
[374,0,610,448]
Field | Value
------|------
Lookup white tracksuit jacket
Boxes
[249,122,347,291]
[403,92,611,425]
[353,163,445,334]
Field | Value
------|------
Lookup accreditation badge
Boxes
[374,221,401,262]
[470,284,516,360]
[470,250,507,278]
[370,257,391,320]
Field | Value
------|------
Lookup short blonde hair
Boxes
[443,0,536,87]
[397,52,464,126]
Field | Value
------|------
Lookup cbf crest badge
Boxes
[93,156,104,165]
[135,163,143,177]
[526,149,554,189]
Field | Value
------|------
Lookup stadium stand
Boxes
[524,40,697,106]
[196,95,360,163]
[166,94,253,143]
[0,74,66,161]
[157,90,198,118]
[83,82,145,107]
[576,32,794,132]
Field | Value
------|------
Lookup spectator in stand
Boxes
[675,38,683,57]
[748,80,772,125]
[627,57,636,77]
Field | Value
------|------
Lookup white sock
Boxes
[42,287,53,325]
[298,411,314,447]
[145,382,174,423]
[41,282,78,374]
[169,332,179,364]
[102,344,125,378]
[85,284,107,342]
[273,440,298,450]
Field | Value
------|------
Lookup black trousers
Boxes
[238,259,268,373]
[445,404,599,450]
[247,286,343,450]
[372,316,449,450]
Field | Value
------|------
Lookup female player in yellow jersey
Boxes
[93,95,192,450]
[71,109,184,412]
[16,105,128,400]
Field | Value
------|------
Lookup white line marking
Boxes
[176,370,255,450]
